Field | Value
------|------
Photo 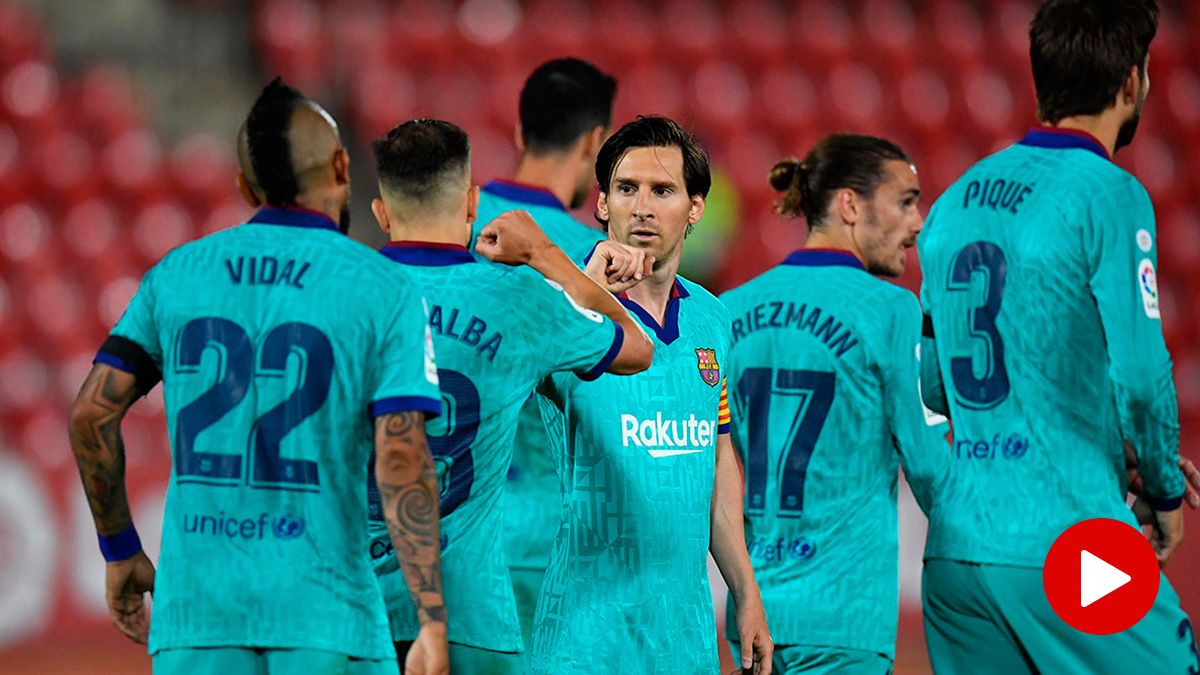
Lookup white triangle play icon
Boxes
[1080,550,1131,607]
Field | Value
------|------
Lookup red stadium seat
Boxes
[860,0,918,71]
[689,60,751,135]
[0,4,47,67]
[726,0,786,70]
[169,132,237,210]
[787,1,853,70]
[824,62,887,132]
[100,128,165,201]
[131,200,195,265]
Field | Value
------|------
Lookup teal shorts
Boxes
[922,559,1200,674]
[509,566,546,668]
[153,647,397,675]
[394,640,521,675]
[728,640,892,674]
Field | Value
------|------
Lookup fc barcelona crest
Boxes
[695,348,720,387]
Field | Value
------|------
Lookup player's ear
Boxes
[1120,64,1142,108]
[333,148,350,186]
[687,194,705,226]
[513,121,525,154]
[834,188,859,225]
[236,172,262,208]
[597,190,610,221]
[581,126,605,158]
[467,184,480,225]
[371,197,390,235]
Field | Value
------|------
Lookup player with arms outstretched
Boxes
[365,118,652,674]
[720,134,948,674]
[67,79,448,675]
[532,116,772,674]
[917,1,1199,671]
[468,58,617,652]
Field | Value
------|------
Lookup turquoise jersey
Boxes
[471,180,606,571]
[94,207,441,659]
[917,128,1185,567]
[367,242,622,652]
[531,277,731,675]
[719,249,949,658]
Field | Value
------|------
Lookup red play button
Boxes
[1043,518,1161,634]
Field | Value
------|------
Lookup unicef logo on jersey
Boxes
[748,536,817,564]
[273,514,305,539]
[182,510,306,541]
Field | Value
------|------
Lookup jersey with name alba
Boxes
[531,276,730,675]
[94,207,440,658]
[720,249,949,658]
[471,180,606,572]
[918,127,1185,567]
[367,241,622,653]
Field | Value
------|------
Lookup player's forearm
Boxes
[529,243,653,371]
[1117,376,1185,506]
[374,411,447,626]
[68,365,139,536]
[710,436,760,604]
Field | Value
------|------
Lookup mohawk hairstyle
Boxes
[245,77,305,206]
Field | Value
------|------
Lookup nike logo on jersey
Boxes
[646,448,706,458]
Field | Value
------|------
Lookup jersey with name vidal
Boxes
[95,207,440,658]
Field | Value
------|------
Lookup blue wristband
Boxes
[98,525,143,562]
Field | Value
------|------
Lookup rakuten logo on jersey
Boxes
[620,413,714,458]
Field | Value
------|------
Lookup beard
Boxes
[1114,111,1141,153]
[1115,85,1147,153]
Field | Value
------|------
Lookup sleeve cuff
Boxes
[1141,492,1184,512]
[370,395,442,419]
[95,335,162,394]
[580,324,624,381]
[717,423,731,435]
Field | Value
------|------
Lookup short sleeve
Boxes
[531,278,623,382]
[369,289,443,419]
[96,265,163,393]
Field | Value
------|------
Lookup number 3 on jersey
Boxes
[946,241,1010,410]
[736,368,835,518]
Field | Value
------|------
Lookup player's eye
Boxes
[618,183,636,194]
[653,187,672,197]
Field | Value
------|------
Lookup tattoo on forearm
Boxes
[375,411,445,626]
[68,367,139,535]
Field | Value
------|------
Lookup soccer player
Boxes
[366,119,653,674]
[917,1,1199,671]
[67,79,448,675]
[532,115,773,674]
[719,135,949,673]
[468,57,616,651]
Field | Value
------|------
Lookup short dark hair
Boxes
[519,57,617,154]
[596,115,711,198]
[372,119,470,202]
[1029,0,1158,124]
[244,77,306,206]
[770,134,911,229]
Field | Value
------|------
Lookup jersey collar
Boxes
[248,206,340,231]
[617,279,689,345]
[781,248,867,271]
[1018,126,1110,161]
[482,179,567,212]
[381,241,476,266]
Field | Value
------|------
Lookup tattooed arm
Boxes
[68,363,156,644]
[374,411,449,675]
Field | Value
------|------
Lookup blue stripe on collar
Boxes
[381,242,476,266]
[482,179,567,211]
[248,206,340,231]
[1017,127,1110,161]
[781,249,867,271]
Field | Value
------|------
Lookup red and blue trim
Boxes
[618,280,689,345]
[781,248,867,271]
[369,395,442,419]
[1017,126,1110,161]
[248,206,341,231]
[482,179,567,211]
[381,241,476,267]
